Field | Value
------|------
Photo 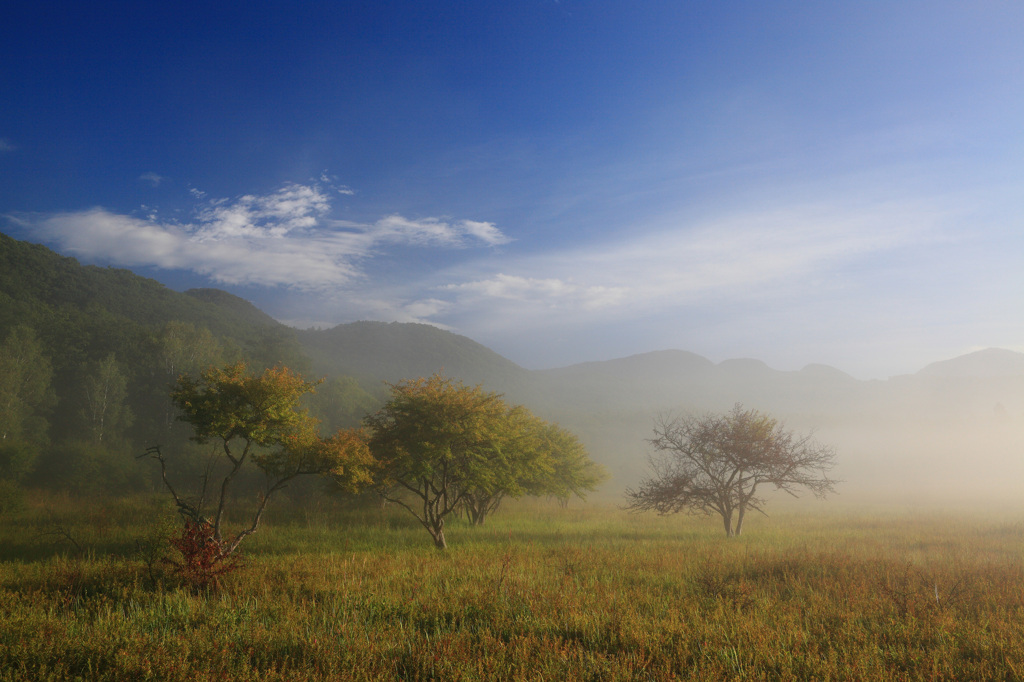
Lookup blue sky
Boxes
[2,1,1022,378]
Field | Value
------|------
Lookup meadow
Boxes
[1,492,1023,680]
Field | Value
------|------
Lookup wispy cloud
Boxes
[18,182,509,290]
[336,214,511,248]
[397,298,452,325]
[427,200,942,327]
[139,172,165,187]
[0,139,15,152]
[359,194,995,374]
[443,274,627,310]
[318,171,355,195]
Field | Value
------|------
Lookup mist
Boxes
[504,348,1024,507]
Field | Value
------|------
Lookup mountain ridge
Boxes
[3,232,1020,385]
[917,348,1024,378]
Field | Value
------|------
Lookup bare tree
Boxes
[625,404,837,536]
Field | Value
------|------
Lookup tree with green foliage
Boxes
[364,375,602,546]
[0,325,54,444]
[0,325,54,512]
[364,375,508,548]
[144,362,374,559]
[456,405,539,526]
[460,409,606,525]
[522,421,607,509]
[158,321,226,380]
[82,354,132,446]
[625,404,838,537]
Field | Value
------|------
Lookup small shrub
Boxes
[162,520,242,590]
[135,515,177,587]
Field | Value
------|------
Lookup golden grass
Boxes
[1,494,1023,680]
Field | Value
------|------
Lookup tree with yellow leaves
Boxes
[143,362,374,560]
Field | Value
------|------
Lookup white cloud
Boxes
[22,182,510,290]
[0,139,15,152]
[340,215,512,247]
[193,183,330,240]
[390,195,1003,376]
[444,274,627,310]
[609,202,931,305]
[399,298,452,324]
[459,220,509,246]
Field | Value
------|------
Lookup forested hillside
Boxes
[298,321,528,392]
[0,234,362,500]
[0,234,544,505]
[2,232,1022,504]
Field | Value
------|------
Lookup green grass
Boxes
[2,493,1023,680]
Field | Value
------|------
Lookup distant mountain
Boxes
[541,350,715,382]
[798,363,858,382]
[0,232,315,453]
[917,348,1024,378]
[523,350,869,418]
[0,234,526,394]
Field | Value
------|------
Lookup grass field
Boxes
[1,492,1023,680]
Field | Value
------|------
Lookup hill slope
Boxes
[0,231,298,358]
[297,321,528,392]
[0,233,525,390]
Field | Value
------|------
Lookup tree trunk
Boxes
[464,499,484,525]
[427,509,448,549]
[734,505,746,537]
[431,526,447,549]
[722,510,735,537]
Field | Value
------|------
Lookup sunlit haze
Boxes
[3,2,1022,378]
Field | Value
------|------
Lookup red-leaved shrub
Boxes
[162,520,241,590]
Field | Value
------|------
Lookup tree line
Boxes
[142,358,834,587]
[0,318,374,510]
[136,363,604,587]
